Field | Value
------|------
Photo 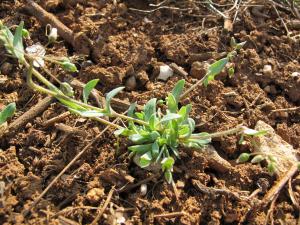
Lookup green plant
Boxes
[236,128,279,174]
[0,102,16,126]
[0,21,261,183]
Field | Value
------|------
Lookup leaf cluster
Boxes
[0,21,25,62]
[114,80,211,183]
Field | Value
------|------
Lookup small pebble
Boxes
[140,184,147,196]
[275,111,289,118]
[125,76,137,91]
[1,62,13,75]
[190,61,209,79]
[157,65,173,81]
[263,65,272,76]
[291,72,300,78]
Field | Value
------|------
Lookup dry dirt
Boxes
[0,0,300,224]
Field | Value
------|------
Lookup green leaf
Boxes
[297,163,300,171]
[161,157,174,171]
[150,131,160,140]
[58,98,86,111]
[60,82,74,97]
[151,141,160,158]
[243,128,268,137]
[83,79,99,104]
[0,26,14,55]
[164,170,173,184]
[204,58,228,87]
[22,29,30,38]
[251,155,265,164]
[128,143,153,154]
[166,94,177,113]
[230,37,237,48]
[68,108,107,118]
[238,135,245,145]
[160,113,181,123]
[135,112,144,120]
[114,127,125,136]
[182,135,211,148]
[144,98,156,122]
[171,79,185,102]
[236,153,250,163]
[228,67,235,78]
[13,21,24,61]
[128,102,137,117]
[105,87,124,114]
[178,125,190,137]
[178,104,191,123]
[129,133,150,144]
[0,102,16,125]
[149,114,158,130]
[267,162,276,174]
[187,118,195,134]
[170,146,180,158]
[61,61,78,72]
[166,120,178,148]
[236,41,246,50]
[138,151,152,168]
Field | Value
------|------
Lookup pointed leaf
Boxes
[144,98,156,121]
[0,103,16,125]
[128,143,153,154]
[178,104,191,122]
[83,79,99,104]
[151,141,160,158]
[166,94,177,113]
[138,151,153,168]
[171,79,185,102]
[128,102,137,117]
[58,98,86,111]
[251,155,265,164]
[243,128,267,137]
[164,170,173,184]
[105,87,124,114]
[236,153,250,163]
[149,114,158,130]
[204,58,228,87]
[69,108,107,118]
[161,157,174,171]
[13,21,24,61]
[160,113,181,123]
[187,118,195,134]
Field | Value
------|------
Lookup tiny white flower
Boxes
[26,43,46,68]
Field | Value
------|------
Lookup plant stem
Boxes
[112,112,148,126]
[93,117,122,129]
[180,76,206,99]
[190,125,244,139]
[24,58,149,127]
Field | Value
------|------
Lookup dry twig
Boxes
[91,186,115,225]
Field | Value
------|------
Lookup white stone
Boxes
[158,65,174,81]
[263,65,272,76]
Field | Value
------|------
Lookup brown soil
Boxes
[1,0,300,224]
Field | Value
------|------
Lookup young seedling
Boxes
[0,21,266,183]
[237,128,278,174]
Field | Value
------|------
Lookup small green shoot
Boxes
[83,79,99,104]
[0,103,16,125]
